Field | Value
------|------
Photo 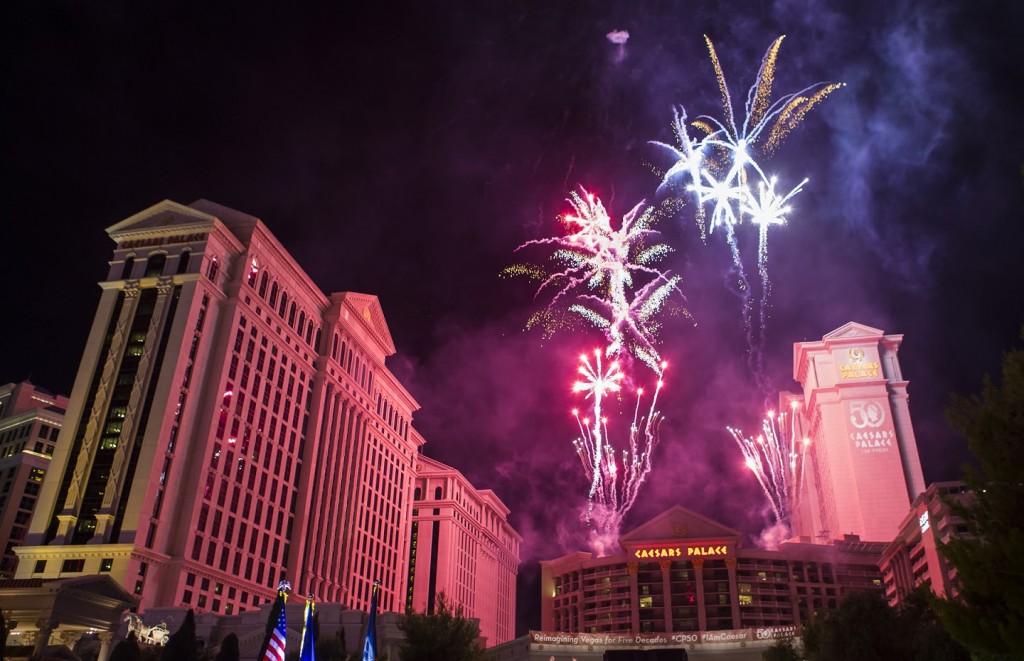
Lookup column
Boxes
[33,617,55,657]
[726,558,740,629]
[660,559,673,632]
[692,558,707,631]
[627,562,640,632]
[97,631,113,661]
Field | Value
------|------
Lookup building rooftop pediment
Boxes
[620,504,742,544]
[336,292,397,356]
[106,200,217,239]
[822,321,886,341]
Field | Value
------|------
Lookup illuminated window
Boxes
[639,596,653,608]
[739,595,753,606]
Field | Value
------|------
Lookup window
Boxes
[100,558,114,572]
[145,253,167,277]
[207,257,220,281]
[177,250,192,274]
[34,560,46,574]
[121,256,135,279]
[61,559,85,573]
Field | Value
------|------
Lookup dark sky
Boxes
[3,0,1023,633]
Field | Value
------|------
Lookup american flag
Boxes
[263,594,288,661]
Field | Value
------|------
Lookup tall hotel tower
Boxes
[16,200,424,616]
[790,322,926,543]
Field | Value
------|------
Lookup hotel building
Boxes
[523,505,883,659]
[879,481,969,606]
[0,382,68,577]
[14,199,424,617]
[790,322,926,543]
[540,505,883,636]
[408,454,521,645]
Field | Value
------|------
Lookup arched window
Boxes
[315,328,322,352]
[279,292,288,317]
[121,256,135,280]
[177,250,191,275]
[332,334,339,360]
[288,302,297,326]
[259,272,269,297]
[269,282,279,307]
[247,259,259,286]
[298,311,305,334]
[305,321,313,345]
[207,257,219,281]
[434,486,442,500]
[414,487,422,501]
[145,253,167,277]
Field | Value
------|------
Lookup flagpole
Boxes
[362,579,381,661]
[300,594,317,661]
[259,579,291,661]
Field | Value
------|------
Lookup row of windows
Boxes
[120,252,193,280]
[249,259,319,349]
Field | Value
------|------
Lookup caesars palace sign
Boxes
[632,545,728,559]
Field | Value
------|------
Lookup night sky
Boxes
[3,1,1023,633]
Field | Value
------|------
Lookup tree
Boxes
[214,633,239,661]
[159,609,198,661]
[761,637,800,661]
[802,590,903,661]
[108,634,141,661]
[398,592,486,661]
[801,588,968,661]
[935,333,1024,659]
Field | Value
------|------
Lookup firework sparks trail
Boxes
[572,349,624,502]
[727,401,811,527]
[746,176,807,347]
[651,35,841,395]
[509,188,684,373]
[507,189,685,554]
[573,351,667,554]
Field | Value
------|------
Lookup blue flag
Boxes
[299,595,316,661]
[362,580,381,661]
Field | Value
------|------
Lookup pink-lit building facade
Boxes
[539,505,883,644]
[0,382,68,577]
[789,322,927,544]
[408,455,521,645]
[14,199,452,619]
[879,481,969,606]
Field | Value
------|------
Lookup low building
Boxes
[879,480,970,605]
[500,504,885,660]
[0,381,68,578]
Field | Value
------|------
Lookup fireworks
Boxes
[509,188,684,373]
[572,350,666,555]
[651,35,841,395]
[508,189,682,555]
[727,400,810,526]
